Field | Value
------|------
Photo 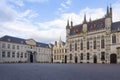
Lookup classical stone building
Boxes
[53,37,67,63]
[66,6,120,64]
[0,35,53,63]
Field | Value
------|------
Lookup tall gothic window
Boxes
[93,40,96,49]
[81,41,83,50]
[101,39,105,48]
[112,34,116,43]
[75,43,77,51]
[70,54,72,60]
[87,53,90,60]
[70,44,72,51]
[101,52,105,60]
[87,41,89,50]
[81,53,83,60]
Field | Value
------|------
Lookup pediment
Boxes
[26,39,36,45]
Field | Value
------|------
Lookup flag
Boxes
[74,27,79,35]
[94,24,97,31]
[89,20,93,29]
[99,19,104,26]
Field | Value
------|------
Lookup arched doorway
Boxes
[93,55,97,63]
[110,54,117,64]
[64,55,67,63]
[30,54,33,63]
[75,56,78,63]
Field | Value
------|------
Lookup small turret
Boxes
[66,20,70,37]
[110,5,112,22]
[82,14,87,33]
[83,14,87,24]
[105,6,112,34]
[66,20,70,29]
[71,20,73,28]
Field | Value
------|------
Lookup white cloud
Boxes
[57,0,72,14]
[66,0,71,5]
[112,0,120,22]
[0,0,120,44]
[9,0,24,7]
[26,0,48,3]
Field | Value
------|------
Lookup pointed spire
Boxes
[66,20,70,29]
[59,35,61,42]
[107,6,109,15]
[71,20,73,28]
[110,4,112,17]
[67,19,69,26]
[89,17,91,22]
[83,14,87,24]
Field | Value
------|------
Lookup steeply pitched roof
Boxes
[111,21,120,32]
[69,18,105,36]
[36,42,49,48]
[0,35,26,44]
[0,35,52,48]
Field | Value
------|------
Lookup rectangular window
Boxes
[75,43,77,51]
[94,40,96,49]
[101,39,105,48]
[54,50,56,53]
[12,52,15,58]
[17,52,19,58]
[101,52,105,60]
[12,45,15,49]
[87,53,90,60]
[65,49,67,53]
[2,43,6,48]
[25,53,27,58]
[81,42,83,50]
[7,52,10,58]
[8,44,10,49]
[2,51,5,58]
[21,52,23,58]
[81,53,83,60]
[87,41,89,50]
[70,44,72,51]
[17,45,19,50]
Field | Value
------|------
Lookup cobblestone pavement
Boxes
[0,63,120,80]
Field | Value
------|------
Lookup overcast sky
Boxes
[0,0,120,43]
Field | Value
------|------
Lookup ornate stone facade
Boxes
[53,37,67,63]
[66,6,120,64]
[0,36,52,63]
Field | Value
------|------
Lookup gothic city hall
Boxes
[0,6,120,64]
[65,6,120,64]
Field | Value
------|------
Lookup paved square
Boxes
[0,63,120,80]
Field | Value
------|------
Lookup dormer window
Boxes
[8,39,11,41]
[21,41,23,44]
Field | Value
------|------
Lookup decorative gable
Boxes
[26,39,36,46]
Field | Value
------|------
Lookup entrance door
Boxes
[75,56,78,63]
[93,55,97,63]
[110,54,117,64]
[64,55,67,63]
[30,54,33,63]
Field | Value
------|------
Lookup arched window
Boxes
[101,52,105,60]
[81,53,83,60]
[70,44,72,51]
[93,40,96,49]
[81,41,83,50]
[87,41,89,50]
[75,43,77,51]
[70,54,72,60]
[87,53,90,60]
[112,34,116,43]
[101,39,105,48]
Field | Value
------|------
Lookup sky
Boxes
[0,0,120,44]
